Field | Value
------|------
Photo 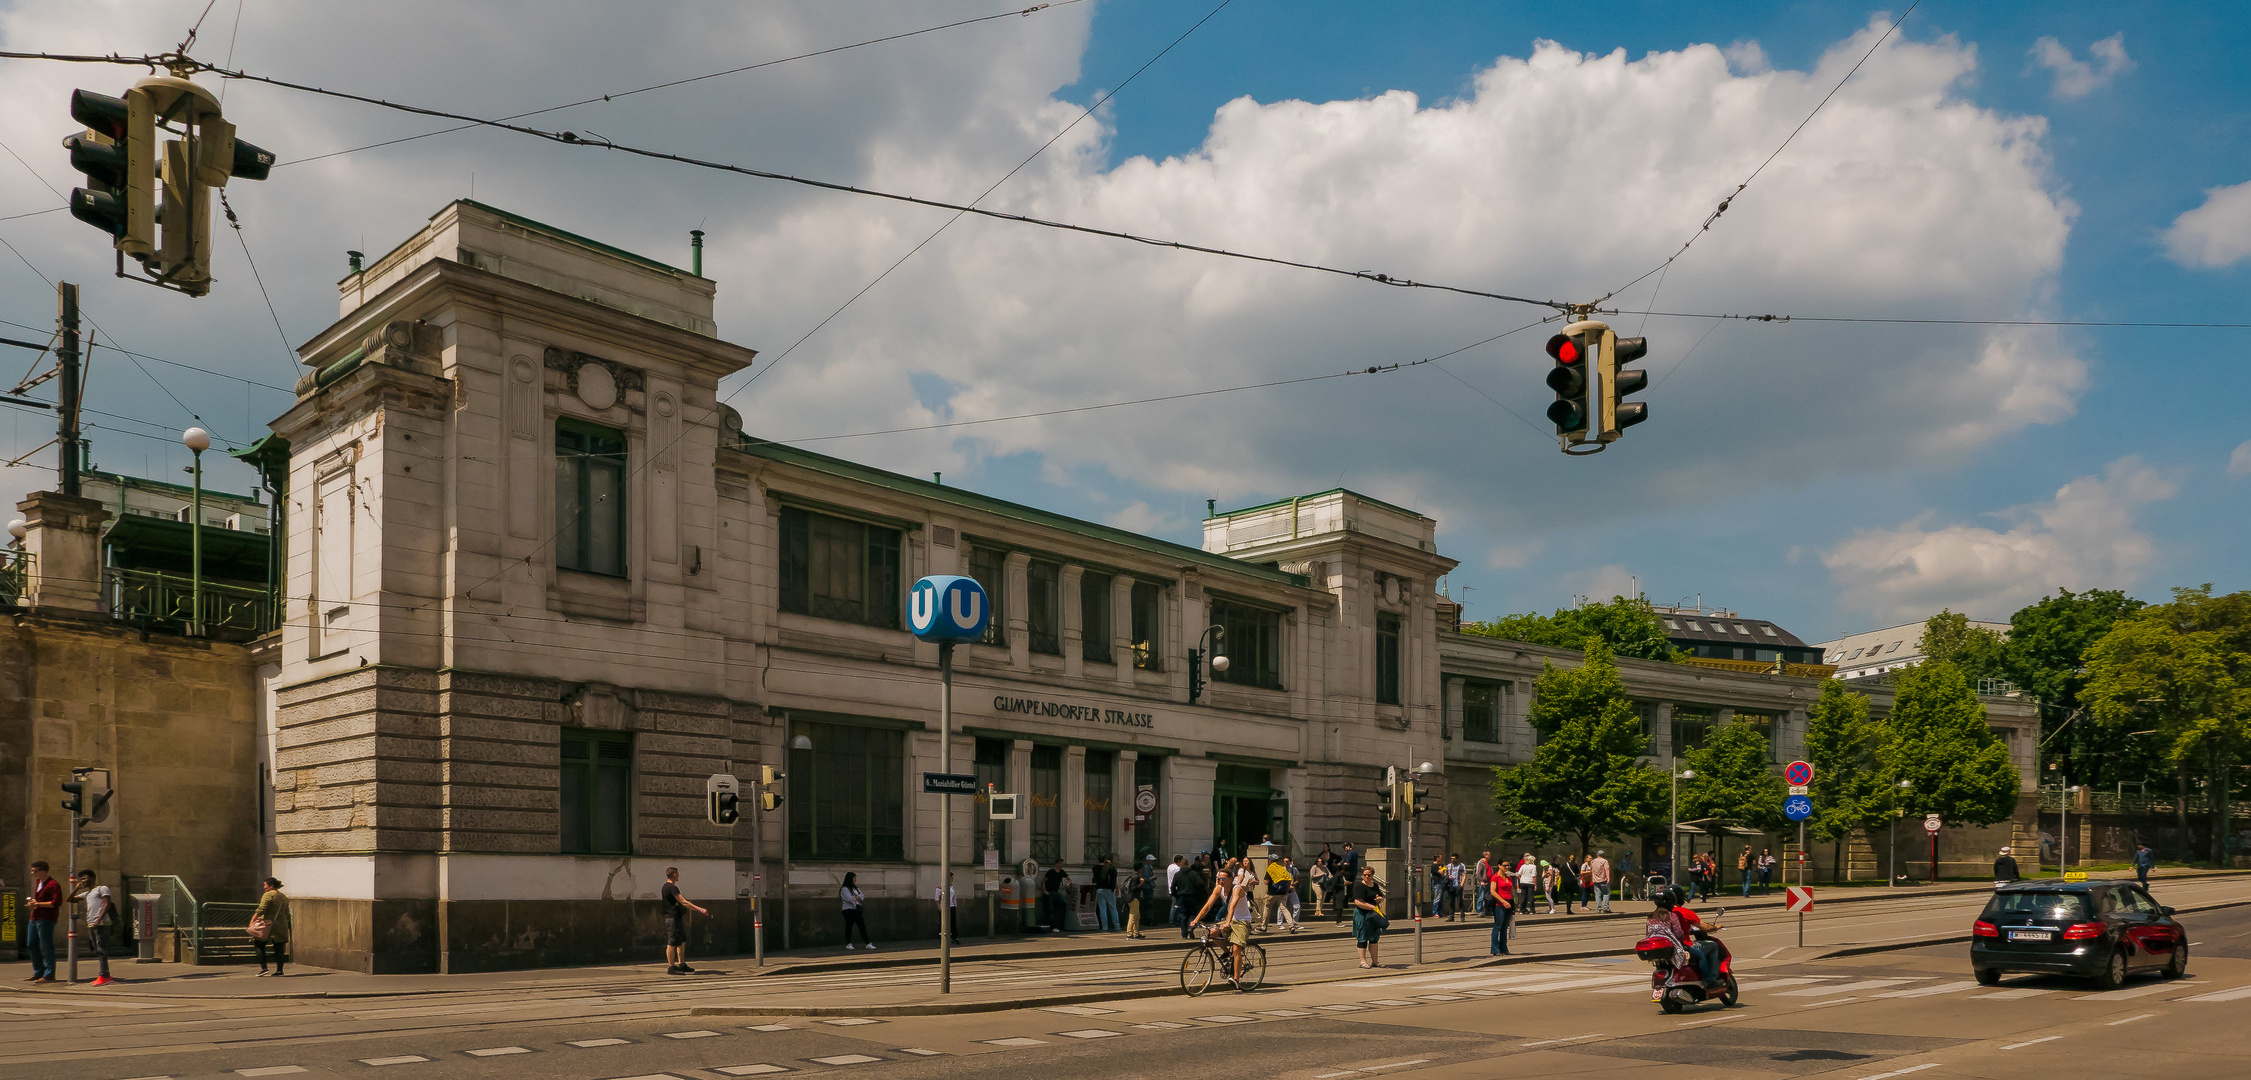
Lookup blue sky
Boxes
[2,1,2245,643]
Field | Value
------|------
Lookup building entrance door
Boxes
[1212,764,1274,858]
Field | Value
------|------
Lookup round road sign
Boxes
[1783,760,1814,787]
[1923,815,1942,834]
[1783,795,1813,821]
[1134,788,1157,815]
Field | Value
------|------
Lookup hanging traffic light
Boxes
[1544,330,1590,439]
[1604,334,1650,438]
[64,88,156,259]
[63,76,274,297]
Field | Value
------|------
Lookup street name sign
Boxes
[923,772,978,795]
[1784,886,1815,913]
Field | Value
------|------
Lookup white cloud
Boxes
[2029,33,2133,100]
[1485,541,1542,570]
[2228,440,2251,479]
[1566,564,1642,605]
[1822,457,2180,622]
[2161,181,2251,269]
[1105,501,1184,535]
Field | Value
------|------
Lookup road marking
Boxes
[2078,980,2198,1000]
[569,1039,635,1048]
[713,1066,790,1076]
[808,1055,882,1066]
[1042,1005,1117,1016]
[236,1069,307,1077]
[1361,999,1422,1006]
[2179,984,2251,1002]
[1462,989,1504,997]
[1315,1003,1370,1011]
[984,1038,1048,1047]
[1417,994,1466,1001]
[1801,997,1860,1008]
[602,1075,691,1080]
[1873,981,1980,999]
[1261,1009,1317,1016]
[2001,1036,2061,1050]
[2107,1013,2157,1026]
[1519,1033,1603,1048]
[896,1048,943,1056]
[1759,947,1789,958]
[821,1017,884,1026]
[358,1057,431,1066]
[1973,988,2054,1000]
[1133,1021,1192,1029]
[1776,979,1918,997]
[1056,1028,1127,1039]
[1190,1014,1260,1023]
[1855,1065,1939,1080]
[464,1047,532,1057]
[747,1024,792,1032]
[1362,1061,1431,1072]
[661,1030,726,1039]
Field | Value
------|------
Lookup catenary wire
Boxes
[0,316,296,393]
[1619,311,2251,329]
[217,190,304,384]
[276,2,1089,168]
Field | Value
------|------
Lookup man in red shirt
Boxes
[26,861,60,982]
[1656,887,1722,984]
[1487,863,1516,955]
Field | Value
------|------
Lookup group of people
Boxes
[20,863,291,985]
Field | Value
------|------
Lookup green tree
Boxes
[1921,609,2007,683]
[1465,594,1681,663]
[1885,661,2023,831]
[2082,586,2251,865]
[1491,638,1669,854]
[1678,723,1786,885]
[2000,588,2151,789]
[1804,679,1891,881]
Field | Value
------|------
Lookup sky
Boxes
[1,0,2245,644]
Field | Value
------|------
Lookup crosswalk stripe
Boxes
[1775,979,1919,997]
[1973,988,2054,1000]
[2076,980,2198,1001]
[1872,981,1979,999]
[2179,984,2251,1002]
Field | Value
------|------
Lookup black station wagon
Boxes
[1971,880,2187,990]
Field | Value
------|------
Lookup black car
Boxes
[1971,879,2188,990]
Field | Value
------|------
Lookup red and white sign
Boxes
[1784,886,1815,913]
[1783,760,1814,787]
[1923,815,1942,834]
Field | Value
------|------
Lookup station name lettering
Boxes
[991,695,1154,729]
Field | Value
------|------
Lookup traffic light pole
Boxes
[1407,796,1421,966]
[66,810,80,983]
[57,283,81,497]
[750,775,763,968]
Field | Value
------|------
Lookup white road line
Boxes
[1855,1065,1939,1080]
[1973,988,2054,1000]
[821,1017,884,1026]
[1190,1014,1261,1023]
[569,1039,634,1047]
[1802,997,1860,1008]
[1361,999,1423,1006]
[747,1024,792,1031]
[2079,980,2199,1000]
[1358,966,1577,989]
[2179,984,2251,1003]
[1776,979,1918,997]
[897,1048,944,1056]
[661,1030,725,1039]
[1262,1009,1317,1017]
[1519,1033,1603,1048]
[464,1047,532,1057]
[603,1074,689,1080]
[984,1038,1048,1047]
[1873,981,1980,999]
[2001,1036,2061,1050]
[808,1055,882,1066]
[714,1066,788,1077]
[1056,1029,1126,1039]
[358,1057,431,1066]
[1362,1061,1431,1071]
[2107,1013,2157,1026]
[235,1069,307,1077]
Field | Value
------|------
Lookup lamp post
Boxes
[1187,625,1229,704]
[1413,760,1435,964]
[182,427,210,635]
[1669,764,1695,887]
[1889,779,1912,887]
[782,732,810,951]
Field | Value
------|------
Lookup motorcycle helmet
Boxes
[1665,885,1688,908]
[1653,890,1674,911]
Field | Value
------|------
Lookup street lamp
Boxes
[1669,765,1694,887]
[1413,760,1436,964]
[1889,779,1912,887]
[182,427,210,636]
[783,733,811,950]
[1187,624,1228,704]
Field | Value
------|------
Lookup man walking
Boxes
[26,862,59,983]
[2134,843,2155,887]
[1993,846,2020,886]
[1589,850,1612,913]
[72,870,115,986]
[1474,851,1494,917]
[1171,856,1202,938]
[1092,856,1120,932]
[660,867,707,975]
[1124,856,1153,938]
[1336,843,1363,923]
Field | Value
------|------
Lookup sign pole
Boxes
[1797,820,1805,947]
[939,640,954,995]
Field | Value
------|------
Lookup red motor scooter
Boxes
[1635,907,1738,1014]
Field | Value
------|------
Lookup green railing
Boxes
[2039,788,2251,818]
[0,548,29,606]
[108,567,277,634]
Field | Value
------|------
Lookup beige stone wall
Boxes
[1,612,261,903]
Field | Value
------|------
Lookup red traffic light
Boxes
[1546,333,1582,364]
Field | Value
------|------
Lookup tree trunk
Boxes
[1833,837,1845,884]
[2177,765,2194,862]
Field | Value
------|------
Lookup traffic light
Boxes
[1603,333,1649,438]
[1377,766,1400,821]
[1544,329,1590,439]
[63,768,114,823]
[64,88,156,259]
[759,790,784,813]
[61,777,85,818]
[706,773,741,827]
[63,76,273,297]
[756,765,783,812]
[1409,781,1431,818]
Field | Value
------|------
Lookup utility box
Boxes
[133,893,161,961]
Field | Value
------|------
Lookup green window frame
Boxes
[787,719,906,862]
[1210,597,1284,690]
[555,420,627,577]
[560,729,634,855]
[1083,749,1116,863]
[1376,611,1402,705]
[778,506,901,629]
[1030,745,1063,864]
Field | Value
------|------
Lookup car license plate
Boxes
[2008,929,2053,942]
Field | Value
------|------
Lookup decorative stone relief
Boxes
[542,346,645,402]
[575,363,617,410]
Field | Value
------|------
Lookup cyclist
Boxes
[1192,857,1256,985]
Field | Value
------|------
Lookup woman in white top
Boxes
[839,872,875,950]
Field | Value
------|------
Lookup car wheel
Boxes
[2164,944,2188,980]
[2094,949,2127,992]
[1974,967,2001,986]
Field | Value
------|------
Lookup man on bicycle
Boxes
[1192,857,1256,985]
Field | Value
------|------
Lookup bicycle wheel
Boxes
[1236,942,1268,991]
[1180,945,1216,996]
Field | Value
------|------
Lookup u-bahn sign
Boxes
[909,575,990,641]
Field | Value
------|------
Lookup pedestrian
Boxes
[249,876,291,977]
[25,861,58,983]
[1539,860,1557,914]
[1278,856,1304,932]
[1516,853,1538,914]
[1350,866,1387,968]
[1993,846,2020,887]
[1487,857,1516,955]
[1124,856,1151,938]
[1310,846,1333,917]
[935,872,961,944]
[839,871,875,950]
[71,870,115,986]
[1617,850,1638,901]
[1736,846,1752,897]
[1590,850,1612,913]
[1757,848,1776,895]
[1576,856,1594,913]
[1558,856,1576,915]
[1042,862,1072,933]
[1474,851,1494,917]
[1172,856,1203,938]
[1093,855,1120,932]
[2134,843,2155,887]
[1337,843,1364,923]
[1445,855,1467,921]
[1262,854,1300,933]
[1428,855,1447,919]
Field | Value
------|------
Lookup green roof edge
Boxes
[1213,486,1429,523]
[732,439,1311,589]
[448,199,696,278]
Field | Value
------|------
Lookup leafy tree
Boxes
[2083,586,2251,865]
[1921,609,2007,683]
[1678,723,1787,885]
[1491,638,1669,854]
[1885,661,2023,829]
[2000,588,2150,789]
[1804,679,1891,881]
[1465,594,1681,663]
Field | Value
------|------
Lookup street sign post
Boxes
[1785,884,1815,946]
[909,574,991,994]
[1923,815,1942,885]
[1783,795,1813,821]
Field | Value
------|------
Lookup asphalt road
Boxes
[14,878,2251,1080]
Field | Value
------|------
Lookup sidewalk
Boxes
[8,866,2234,1002]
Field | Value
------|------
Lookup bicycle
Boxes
[1179,921,1266,995]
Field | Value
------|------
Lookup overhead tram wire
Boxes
[274,2,1091,168]
[1617,310,2251,330]
[0,316,296,393]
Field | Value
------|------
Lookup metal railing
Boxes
[2039,788,2251,818]
[128,874,200,952]
[108,567,277,634]
[0,548,29,606]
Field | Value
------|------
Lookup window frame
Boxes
[1130,580,1164,671]
[970,547,1009,647]
[1209,596,1285,691]
[1026,559,1063,656]
[1080,571,1114,664]
[555,419,628,578]
[1461,678,1503,743]
[1375,610,1403,705]
[559,728,634,856]
[787,719,908,862]
[778,505,903,630]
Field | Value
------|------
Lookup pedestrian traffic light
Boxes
[706,773,741,827]
[61,777,85,818]
[63,75,273,297]
[1544,329,1590,439]
[80,768,112,824]
[1602,333,1649,439]
[1410,781,1431,818]
[1378,766,1401,821]
[64,88,156,260]
[758,790,783,813]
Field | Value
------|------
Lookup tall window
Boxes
[973,737,1010,859]
[1083,750,1115,863]
[555,421,626,576]
[1027,560,1062,655]
[1671,707,1716,755]
[1132,755,1162,865]
[1081,571,1114,664]
[1210,598,1283,690]
[1375,611,1402,705]
[560,729,633,855]
[1030,745,1062,863]
[970,547,1008,646]
[1462,679,1501,743]
[1732,711,1777,760]
[779,507,901,628]
[1130,581,1164,671]
[788,720,906,861]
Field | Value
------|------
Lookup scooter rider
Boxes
[1654,886,1724,985]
